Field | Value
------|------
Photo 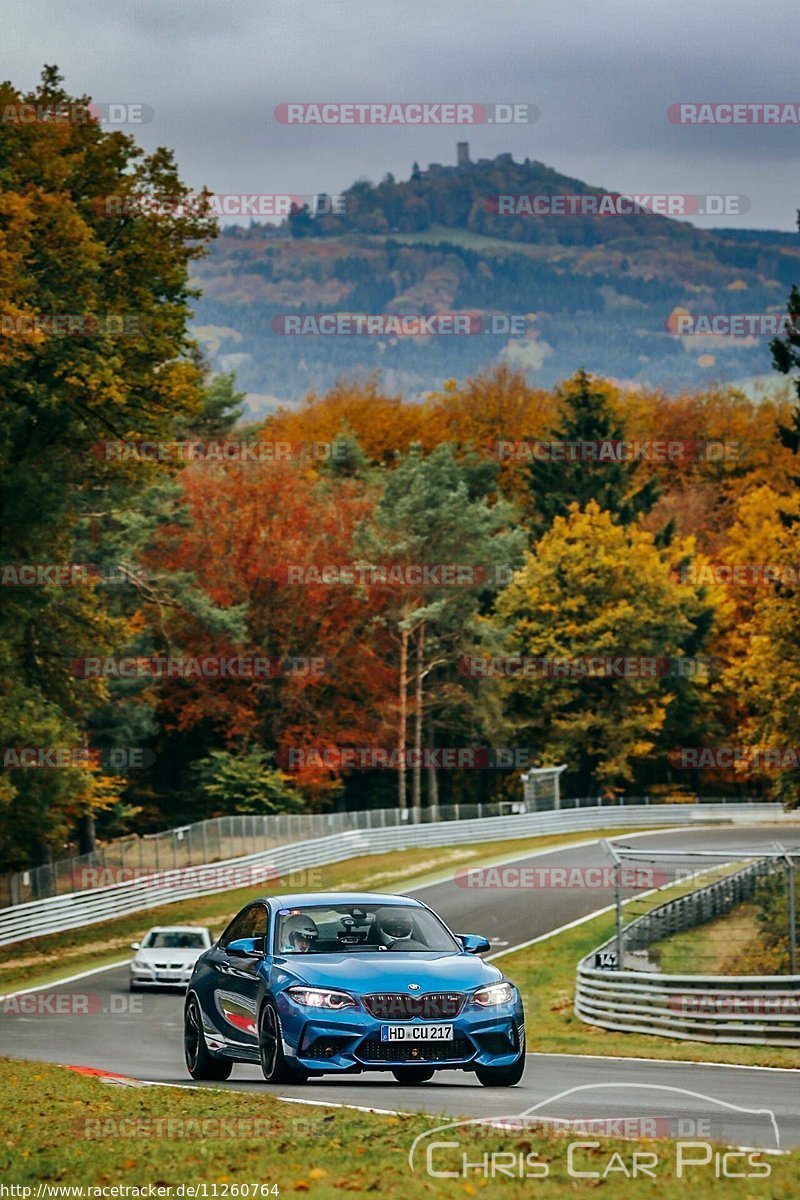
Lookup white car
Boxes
[129,925,213,991]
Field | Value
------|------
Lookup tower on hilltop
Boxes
[457,141,470,167]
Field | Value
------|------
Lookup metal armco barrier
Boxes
[624,858,783,951]
[1,794,774,907]
[0,802,786,947]
[576,856,800,1046]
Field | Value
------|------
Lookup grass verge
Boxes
[652,902,768,975]
[0,1057,797,1195]
[0,826,653,995]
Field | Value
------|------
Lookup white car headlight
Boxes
[472,982,514,1007]
[132,957,151,970]
[286,987,357,1010]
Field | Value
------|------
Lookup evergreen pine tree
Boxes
[527,369,661,538]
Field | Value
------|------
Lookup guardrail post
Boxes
[601,839,623,968]
[778,844,797,975]
[790,862,797,976]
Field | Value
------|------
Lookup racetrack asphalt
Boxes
[1,823,798,1149]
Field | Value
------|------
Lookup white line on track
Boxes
[406,824,682,894]
[484,823,769,960]
[532,1051,799,1073]
[277,1095,409,1115]
[0,959,129,1001]
[2,828,682,997]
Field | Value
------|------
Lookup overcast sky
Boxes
[3,0,799,230]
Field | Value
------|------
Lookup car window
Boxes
[221,904,268,950]
[142,930,207,949]
[250,904,269,951]
[274,903,459,954]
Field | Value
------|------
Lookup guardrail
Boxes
[576,857,800,1046]
[0,801,786,948]
[1,794,773,907]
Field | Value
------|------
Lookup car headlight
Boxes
[472,982,514,1007]
[286,987,357,1010]
[132,958,151,970]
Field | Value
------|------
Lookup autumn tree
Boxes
[0,65,216,867]
[358,444,525,810]
[719,487,800,807]
[143,457,395,811]
[491,502,721,796]
[770,257,800,502]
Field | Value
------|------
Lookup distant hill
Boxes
[190,149,800,401]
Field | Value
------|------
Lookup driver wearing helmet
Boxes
[376,909,426,951]
[282,916,319,954]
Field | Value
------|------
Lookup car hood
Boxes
[134,948,204,964]
[280,952,503,993]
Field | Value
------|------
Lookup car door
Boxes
[209,904,269,1055]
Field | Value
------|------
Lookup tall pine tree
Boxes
[527,370,660,538]
[769,231,800,500]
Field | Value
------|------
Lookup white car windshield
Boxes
[275,903,459,954]
[142,931,207,949]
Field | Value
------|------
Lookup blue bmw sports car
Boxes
[184,892,525,1086]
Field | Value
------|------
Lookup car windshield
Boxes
[275,903,459,954]
[142,931,207,949]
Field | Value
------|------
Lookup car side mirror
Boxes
[226,937,262,958]
[458,933,491,954]
[130,942,140,950]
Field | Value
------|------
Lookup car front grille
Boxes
[357,1037,474,1064]
[363,992,465,1019]
[154,962,185,970]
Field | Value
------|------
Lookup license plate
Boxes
[380,1023,454,1042]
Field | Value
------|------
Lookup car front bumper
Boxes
[130,967,194,988]
[276,993,525,1073]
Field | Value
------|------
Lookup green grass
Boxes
[0,827,654,995]
[496,873,800,1070]
[652,902,768,975]
[1,1058,797,1195]
[370,223,540,253]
